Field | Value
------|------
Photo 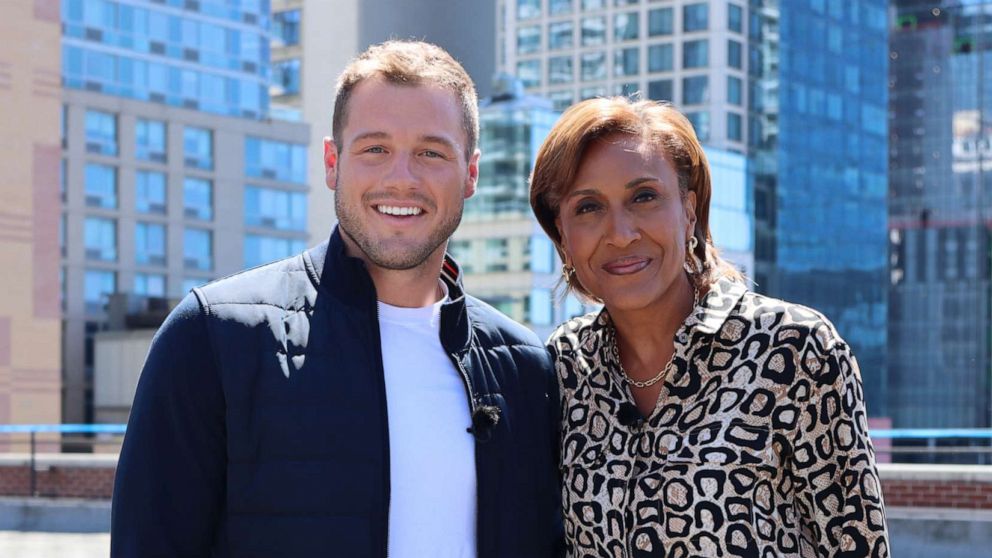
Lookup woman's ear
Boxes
[684,191,698,237]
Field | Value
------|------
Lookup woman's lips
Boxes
[602,257,651,275]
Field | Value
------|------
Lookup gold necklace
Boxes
[612,287,699,389]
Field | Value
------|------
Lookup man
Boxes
[111,41,561,557]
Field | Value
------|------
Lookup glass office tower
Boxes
[889,0,992,429]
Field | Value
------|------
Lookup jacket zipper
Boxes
[449,352,483,558]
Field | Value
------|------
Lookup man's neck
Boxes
[338,232,446,308]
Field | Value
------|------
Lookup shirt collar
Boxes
[685,276,748,335]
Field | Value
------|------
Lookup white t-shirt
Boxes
[378,289,477,558]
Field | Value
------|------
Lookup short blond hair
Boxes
[332,40,479,160]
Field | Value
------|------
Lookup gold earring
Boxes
[684,236,702,274]
[562,264,576,285]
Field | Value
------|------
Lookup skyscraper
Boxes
[754,1,890,418]
[889,0,992,428]
[59,0,310,424]
[498,0,749,152]
[0,0,63,430]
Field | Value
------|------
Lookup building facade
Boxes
[498,0,749,152]
[755,0,890,419]
[0,0,63,430]
[889,0,992,428]
[60,0,309,424]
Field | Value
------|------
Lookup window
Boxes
[727,76,743,105]
[85,110,117,156]
[683,39,708,68]
[616,82,640,97]
[648,8,673,36]
[517,25,541,54]
[728,39,742,69]
[485,239,509,272]
[549,90,575,111]
[517,0,540,19]
[183,177,213,221]
[582,0,605,10]
[581,52,607,82]
[683,3,708,32]
[135,222,167,266]
[648,43,673,72]
[244,235,307,268]
[184,228,212,271]
[529,234,555,273]
[244,137,307,183]
[516,59,541,88]
[548,56,574,84]
[135,171,167,214]
[134,273,166,297]
[728,4,743,33]
[84,270,116,314]
[648,79,673,101]
[528,288,553,326]
[84,163,117,209]
[614,12,639,41]
[244,186,308,231]
[685,111,710,141]
[272,9,300,46]
[271,58,301,96]
[581,17,606,46]
[549,21,574,50]
[614,47,639,77]
[135,119,166,162]
[84,217,116,262]
[580,86,606,100]
[183,126,213,170]
[181,277,209,293]
[727,112,743,141]
[683,75,709,104]
[550,0,573,15]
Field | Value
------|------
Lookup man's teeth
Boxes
[377,205,423,216]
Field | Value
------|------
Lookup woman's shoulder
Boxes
[732,287,848,355]
[545,309,608,357]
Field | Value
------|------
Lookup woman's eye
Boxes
[633,190,657,203]
[575,201,600,215]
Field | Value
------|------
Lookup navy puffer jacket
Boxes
[112,227,562,557]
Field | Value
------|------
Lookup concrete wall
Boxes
[92,330,155,425]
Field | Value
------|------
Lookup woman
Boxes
[530,98,889,558]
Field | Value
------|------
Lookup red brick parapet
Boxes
[2,457,992,507]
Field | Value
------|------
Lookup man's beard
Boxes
[334,178,464,271]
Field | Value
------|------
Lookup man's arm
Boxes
[111,291,227,557]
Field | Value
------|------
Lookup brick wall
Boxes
[1,458,991,508]
[0,455,117,499]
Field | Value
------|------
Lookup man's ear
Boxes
[464,149,481,199]
[324,137,339,191]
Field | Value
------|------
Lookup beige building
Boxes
[0,0,63,431]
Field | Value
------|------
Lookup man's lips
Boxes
[601,256,651,275]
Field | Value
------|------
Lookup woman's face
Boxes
[556,134,696,313]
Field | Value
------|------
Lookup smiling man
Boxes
[111,41,562,558]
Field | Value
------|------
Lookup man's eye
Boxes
[364,146,386,154]
[423,150,445,158]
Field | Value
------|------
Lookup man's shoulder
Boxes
[194,251,315,311]
[464,294,544,351]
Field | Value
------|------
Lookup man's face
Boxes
[325,78,479,271]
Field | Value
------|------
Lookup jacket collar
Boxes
[304,226,472,353]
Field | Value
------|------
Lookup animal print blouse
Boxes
[547,277,889,558]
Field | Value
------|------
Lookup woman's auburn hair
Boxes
[529,96,743,302]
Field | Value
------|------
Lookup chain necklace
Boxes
[612,287,699,389]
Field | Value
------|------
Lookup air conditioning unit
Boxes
[184,257,201,270]
[148,202,167,214]
[150,153,167,164]
[262,169,276,179]
[85,194,103,207]
[184,208,200,218]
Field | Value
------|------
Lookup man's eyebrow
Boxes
[349,131,389,145]
[565,177,660,199]
[420,135,459,152]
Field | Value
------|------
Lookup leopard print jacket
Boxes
[547,277,889,558]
